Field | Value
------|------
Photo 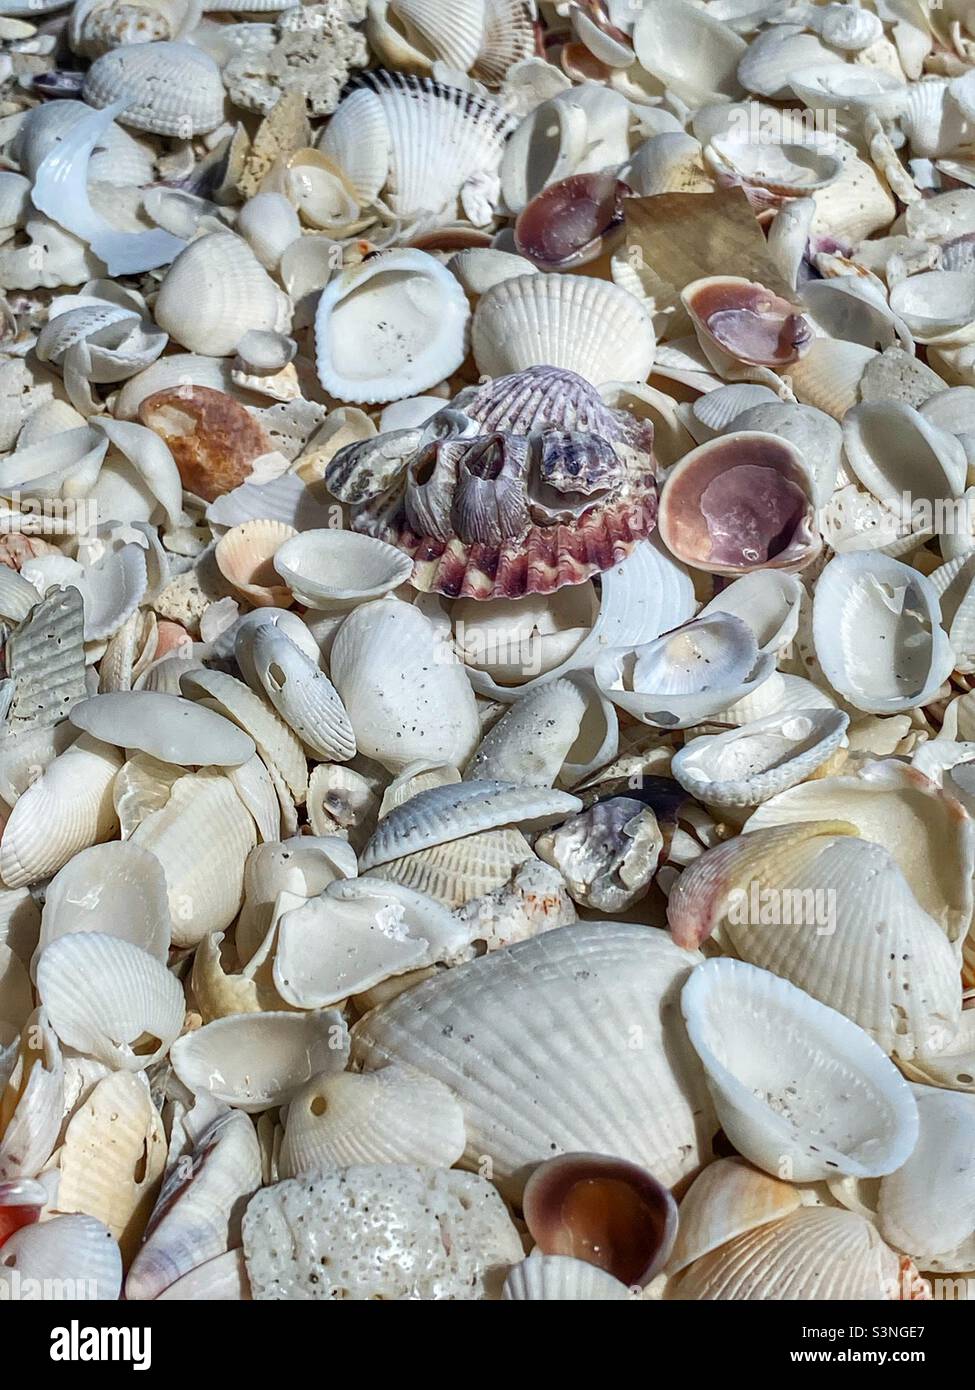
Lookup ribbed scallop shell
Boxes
[473,0,536,85]
[317,86,390,206]
[350,921,717,1190]
[214,519,296,610]
[36,932,184,1070]
[3,585,86,736]
[368,0,486,74]
[248,624,354,763]
[130,769,258,947]
[472,274,656,385]
[0,735,122,889]
[279,1066,466,1176]
[0,1213,122,1301]
[668,1158,801,1276]
[503,1254,632,1300]
[55,1070,167,1264]
[666,1207,903,1301]
[154,234,292,357]
[365,827,534,907]
[82,41,225,136]
[180,667,308,804]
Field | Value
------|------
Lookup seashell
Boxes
[449,247,537,298]
[153,1248,251,1301]
[247,624,355,762]
[314,249,470,405]
[68,690,255,766]
[667,1157,801,1276]
[82,41,225,136]
[36,932,183,1071]
[672,710,850,815]
[812,553,954,714]
[131,768,258,946]
[706,133,844,202]
[472,273,655,385]
[139,385,277,503]
[236,192,301,274]
[2,585,87,738]
[37,841,171,969]
[688,385,780,443]
[279,1065,465,1177]
[841,401,967,524]
[351,921,716,1191]
[215,520,296,609]
[235,834,357,964]
[631,0,745,107]
[273,529,412,610]
[0,1008,63,1182]
[465,675,614,789]
[154,234,291,358]
[114,354,259,421]
[681,958,919,1181]
[317,85,390,206]
[889,271,975,346]
[170,1010,348,1113]
[232,608,321,690]
[723,401,842,509]
[54,1070,166,1264]
[786,334,877,420]
[360,779,581,871]
[0,1213,122,1301]
[594,613,776,730]
[738,26,841,102]
[523,1152,677,1288]
[125,1104,262,1300]
[623,132,713,199]
[682,277,813,369]
[329,598,479,774]
[666,1206,903,1302]
[502,1254,632,1301]
[698,570,803,656]
[498,90,592,214]
[366,0,485,74]
[365,826,533,908]
[878,1088,975,1271]
[242,1164,522,1301]
[670,822,961,1059]
[514,173,629,273]
[658,432,819,576]
[0,735,122,890]
[534,797,662,913]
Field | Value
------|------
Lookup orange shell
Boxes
[139,385,274,503]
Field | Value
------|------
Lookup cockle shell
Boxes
[681,958,919,1181]
[272,528,413,610]
[314,248,470,405]
[502,1254,632,1301]
[82,41,225,136]
[0,1214,122,1301]
[153,234,291,358]
[352,921,717,1190]
[667,1157,801,1277]
[37,840,171,968]
[247,624,355,762]
[279,1066,466,1176]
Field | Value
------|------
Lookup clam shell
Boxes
[68,690,256,766]
[351,921,716,1190]
[668,1157,801,1276]
[842,401,967,522]
[878,1089,975,1271]
[273,529,413,610]
[681,958,919,1181]
[170,1010,349,1113]
[329,598,480,774]
[83,41,225,136]
[667,1206,903,1301]
[360,779,581,870]
[465,675,615,789]
[0,1213,122,1300]
[37,840,171,969]
[472,273,655,385]
[502,1254,632,1301]
[279,1065,466,1176]
[248,624,355,762]
[36,932,184,1071]
[314,248,470,404]
[154,234,291,358]
[0,734,122,890]
[215,520,297,608]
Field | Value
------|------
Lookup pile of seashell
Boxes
[1,0,975,1305]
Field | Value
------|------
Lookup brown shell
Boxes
[139,386,275,503]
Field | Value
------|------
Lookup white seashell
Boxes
[37,841,171,970]
[82,41,225,136]
[449,247,537,298]
[878,1088,975,1271]
[699,570,803,656]
[154,1248,251,1301]
[0,1213,122,1301]
[317,86,390,206]
[68,690,255,766]
[738,26,842,101]
[0,1008,63,1181]
[681,958,919,1181]
[688,384,780,443]
[235,834,357,964]
[632,0,746,107]
[815,3,883,52]
[367,0,485,73]
[2,585,87,738]
[329,598,480,774]
[351,921,716,1190]
[214,519,297,608]
[179,667,308,804]
[314,249,470,404]
[842,400,967,525]
[365,826,533,908]
[242,1164,522,1300]
[667,1205,903,1301]
[360,779,581,871]
[472,274,655,385]
[0,734,122,889]
[246,624,354,762]
[672,710,850,814]
[36,932,183,1071]
[594,614,776,730]
[155,233,292,357]
[126,1105,262,1300]
[170,1010,348,1113]
[131,768,258,947]
[889,271,975,346]
[534,798,663,913]
[812,552,954,714]
[113,354,254,419]
[54,1069,166,1263]
[279,1065,465,1176]
[667,1157,801,1277]
[503,1254,632,1301]
[236,193,302,273]
[274,877,467,1008]
[273,529,412,610]
[465,675,615,789]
